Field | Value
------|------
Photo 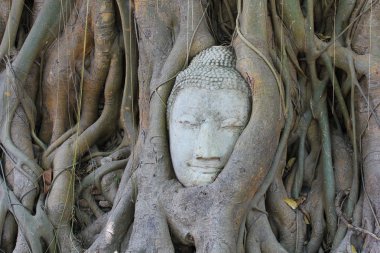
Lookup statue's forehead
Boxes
[171,88,250,117]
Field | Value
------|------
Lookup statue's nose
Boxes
[193,121,221,161]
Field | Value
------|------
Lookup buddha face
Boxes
[169,87,250,187]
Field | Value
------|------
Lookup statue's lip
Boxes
[188,165,221,174]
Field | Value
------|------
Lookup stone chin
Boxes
[177,166,223,187]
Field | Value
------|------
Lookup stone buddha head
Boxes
[167,46,251,187]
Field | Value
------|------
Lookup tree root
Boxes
[85,140,141,252]
[44,32,121,251]
[40,0,93,143]
[0,1,10,49]
[336,191,380,242]
[246,199,288,253]
[77,159,128,199]
[267,168,306,252]
[116,0,138,147]
[86,176,135,253]
[0,177,57,253]
[0,0,24,60]
[303,164,326,253]
[0,66,43,187]
[79,212,110,248]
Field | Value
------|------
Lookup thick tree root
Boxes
[0,177,57,253]
[0,0,24,59]
[39,0,93,143]
[0,1,10,47]
[85,176,135,253]
[246,199,288,253]
[79,212,110,248]
[267,173,306,253]
[46,39,121,252]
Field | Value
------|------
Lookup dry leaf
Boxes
[303,215,310,224]
[43,169,53,194]
[351,245,357,253]
[284,198,298,209]
[286,157,296,169]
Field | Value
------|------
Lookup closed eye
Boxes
[178,120,199,126]
[177,116,200,127]
[220,118,245,129]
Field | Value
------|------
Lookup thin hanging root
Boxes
[332,57,360,248]
[218,5,232,37]
[0,177,57,252]
[321,54,352,139]
[316,85,337,244]
[305,0,337,242]
[116,0,138,147]
[0,0,24,59]
[335,191,380,241]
